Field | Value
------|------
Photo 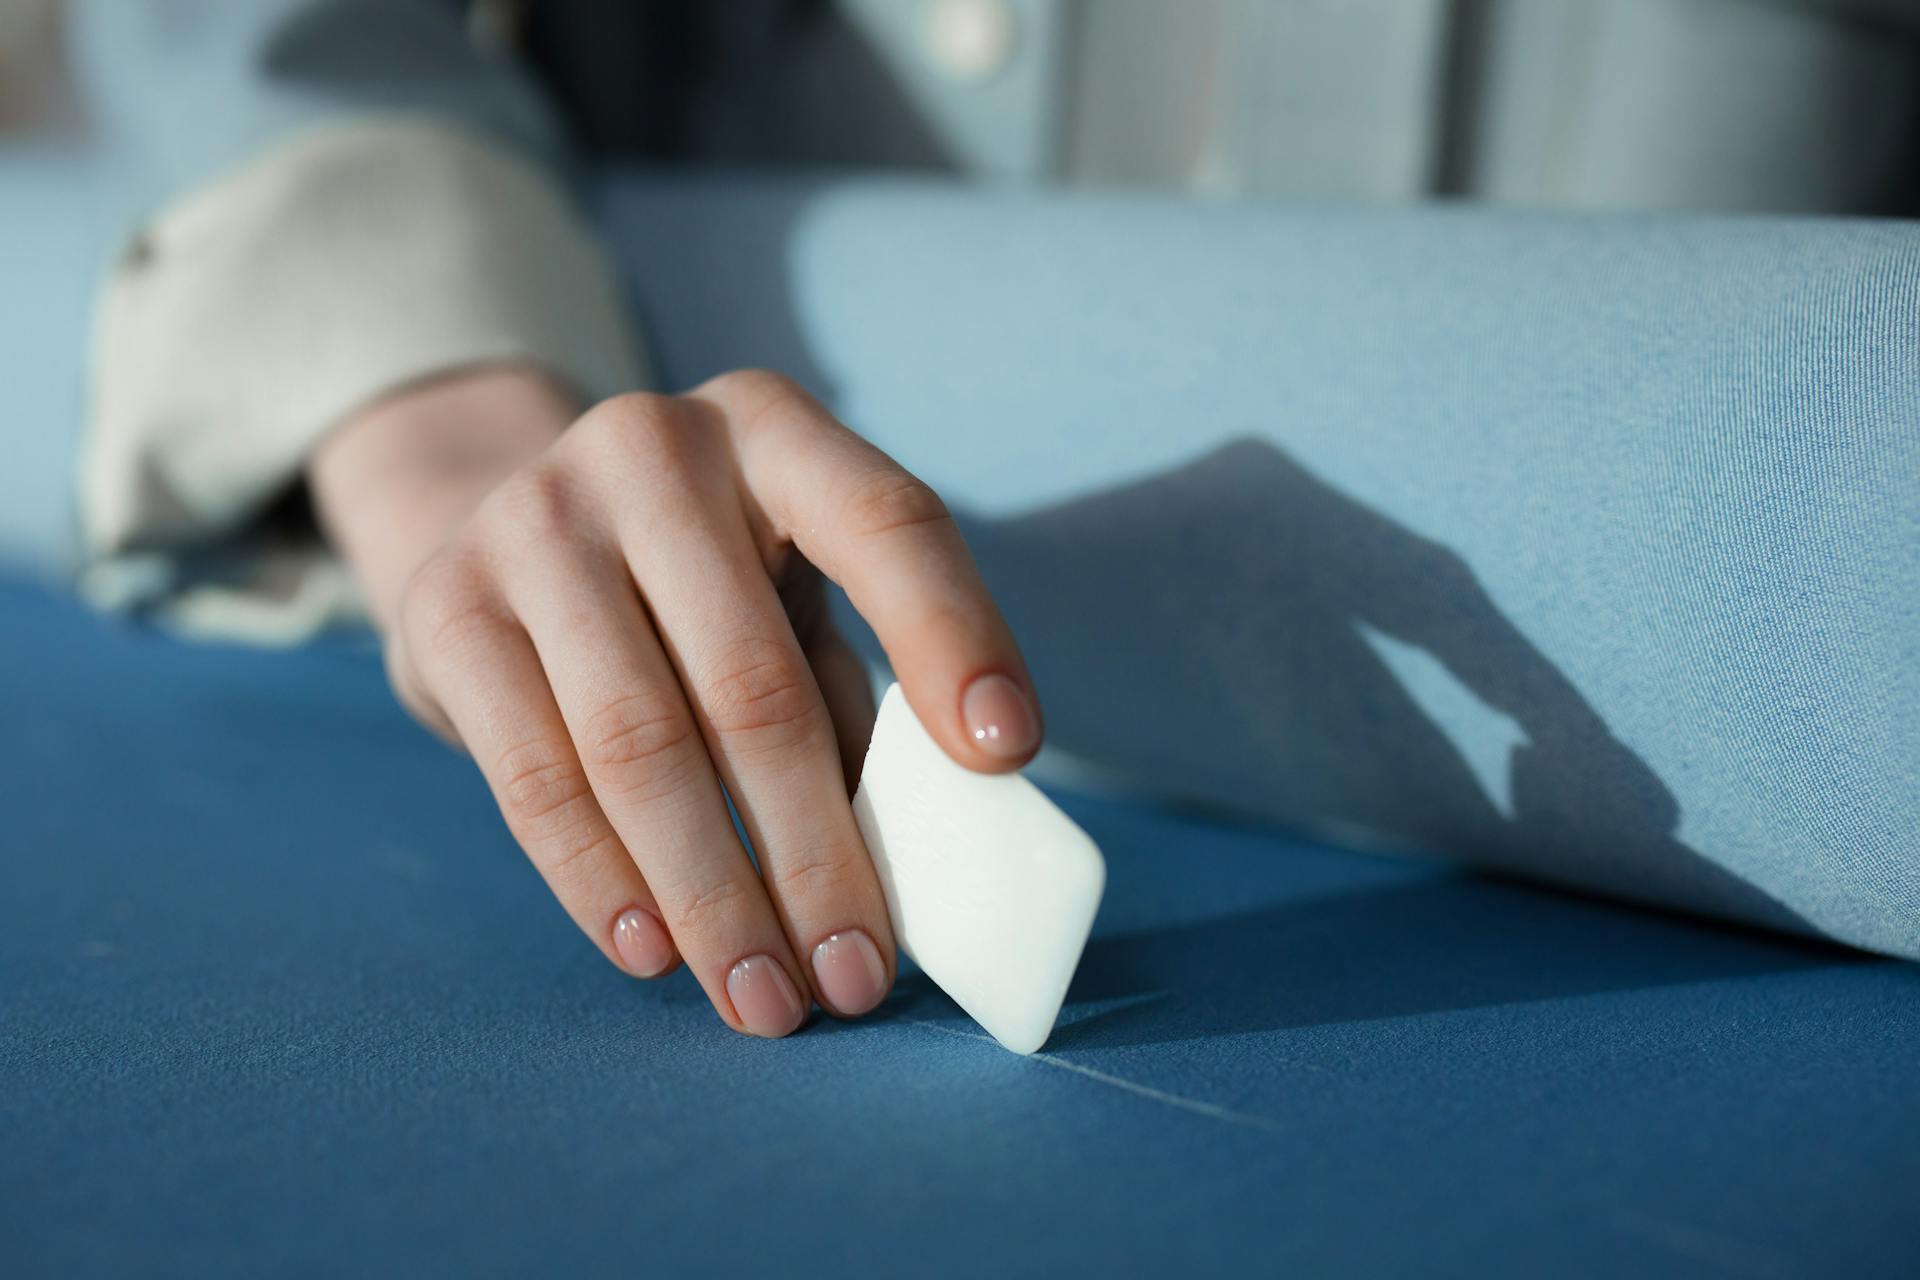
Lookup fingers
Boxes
[394,552,679,982]
[807,621,879,794]
[771,560,879,790]
[386,376,996,1041]
[778,562,878,793]
[577,411,896,1019]
[696,371,1043,774]
[482,474,814,1037]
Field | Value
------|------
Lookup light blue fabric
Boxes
[66,0,562,217]
[0,150,108,573]
[5,151,1914,955]
[602,177,1919,957]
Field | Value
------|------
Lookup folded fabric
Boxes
[604,176,1920,959]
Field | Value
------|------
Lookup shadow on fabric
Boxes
[602,179,1811,994]
[957,439,1803,939]
[1042,879,1857,1052]
[854,873,1859,1053]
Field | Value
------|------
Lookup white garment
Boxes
[80,118,647,639]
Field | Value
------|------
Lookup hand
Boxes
[311,366,1043,1036]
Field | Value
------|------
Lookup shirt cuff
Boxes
[79,116,646,635]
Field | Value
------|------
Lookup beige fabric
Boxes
[81,116,646,638]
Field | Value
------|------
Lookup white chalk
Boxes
[853,683,1105,1055]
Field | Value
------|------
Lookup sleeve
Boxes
[72,0,648,642]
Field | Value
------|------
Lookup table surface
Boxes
[3,577,1916,1278]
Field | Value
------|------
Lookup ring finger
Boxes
[495,515,814,1038]
[400,561,679,982]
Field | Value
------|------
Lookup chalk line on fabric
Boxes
[904,1017,1282,1133]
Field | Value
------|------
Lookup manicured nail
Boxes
[962,673,1039,760]
[726,954,807,1037]
[811,930,888,1017]
[613,907,674,977]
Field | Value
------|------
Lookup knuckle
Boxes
[701,638,823,754]
[579,692,703,801]
[494,736,596,831]
[535,826,625,886]
[766,843,861,904]
[587,388,680,428]
[712,369,812,440]
[575,391,694,470]
[708,367,800,405]
[488,462,580,543]
[398,550,497,662]
[668,875,754,939]
[841,470,951,540]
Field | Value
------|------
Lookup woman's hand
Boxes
[311,366,1042,1036]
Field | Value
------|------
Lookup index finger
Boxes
[694,371,1042,773]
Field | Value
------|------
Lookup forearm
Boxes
[310,366,577,632]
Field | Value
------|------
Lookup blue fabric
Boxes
[4,7,1912,956]
[4,163,1914,954]
[603,176,1920,958]
[3,575,1917,1276]
[4,155,1913,953]
[0,149,108,572]
[67,0,562,219]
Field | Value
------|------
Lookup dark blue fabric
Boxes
[3,575,1916,1277]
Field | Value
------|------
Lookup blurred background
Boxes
[6,0,1920,213]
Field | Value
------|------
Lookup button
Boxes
[924,0,1019,83]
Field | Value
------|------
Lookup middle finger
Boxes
[609,446,897,1019]
[493,497,812,1038]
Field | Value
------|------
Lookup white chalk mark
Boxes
[905,1017,1281,1133]
[1052,991,1167,1028]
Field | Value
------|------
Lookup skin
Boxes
[309,363,1043,1037]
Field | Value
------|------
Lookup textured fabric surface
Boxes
[2,163,1913,955]
[3,577,1917,1277]
[604,175,1920,959]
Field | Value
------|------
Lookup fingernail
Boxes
[811,930,888,1017]
[613,907,675,977]
[726,954,807,1037]
[962,673,1039,760]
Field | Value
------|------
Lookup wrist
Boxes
[310,364,579,628]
